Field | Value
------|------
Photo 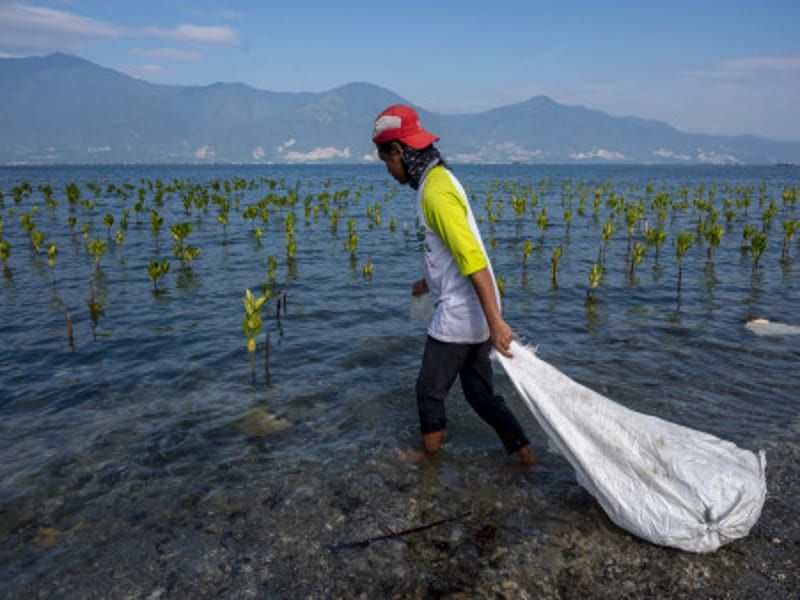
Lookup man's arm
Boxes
[470,267,514,357]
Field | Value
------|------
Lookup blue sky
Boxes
[1,0,799,140]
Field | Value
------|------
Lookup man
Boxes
[373,104,535,463]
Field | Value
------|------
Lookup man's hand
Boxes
[411,279,429,296]
[489,318,515,358]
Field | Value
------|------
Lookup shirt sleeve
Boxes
[422,172,488,276]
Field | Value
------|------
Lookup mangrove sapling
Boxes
[267,256,278,284]
[150,211,163,247]
[1,239,10,276]
[103,214,114,239]
[362,257,373,279]
[586,263,603,305]
[550,245,563,288]
[675,230,695,299]
[599,219,615,265]
[645,226,667,266]
[47,243,57,284]
[496,276,506,297]
[536,208,548,244]
[87,238,107,268]
[629,242,646,281]
[704,224,725,262]
[761,200,778,231]
[243,288,267,384]
[750,233,768,270]
[30,230,45,254]
[741,224,757,251]
[87,280,104,341]
[781,219,799,263]
[147,259,170,294]
[522,240,533,266]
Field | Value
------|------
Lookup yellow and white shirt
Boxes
[416,165,501,343]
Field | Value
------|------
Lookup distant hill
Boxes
[1,53,799,165]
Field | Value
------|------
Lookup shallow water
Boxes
[0,164,798,592]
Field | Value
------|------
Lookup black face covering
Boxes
[400,143,445,190]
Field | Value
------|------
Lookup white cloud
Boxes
[87,146,111,154]
[194,145,215,160]
[696,149,742,165]
[653,148,691,161]
[131,47,202,61]
[0,3,237,53]
[0,2,120,51]
[362,151,378,162]
[144,24,237,46]
[569,149,625,161]
[252,146,265,160]
[283,146,351,161]
[276,139,296,153]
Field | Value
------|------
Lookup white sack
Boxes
[496,341,766,553]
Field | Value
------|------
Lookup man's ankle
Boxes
[423,430,445,453]
[515,444,536,464]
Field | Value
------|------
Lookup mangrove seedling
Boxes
[586,263,603,304]
[781,219,799,263]
[179,245,201,269]
[750,232,768,270]
[47,242,58,283]
[87,237,107,267]
[675,230,695,297]
[150,210,163,244]
[495,276,506,297]
[147,259,170,293]
[629,242,646,280]
[115,229,125,246]
[170,222,194,256]
[30,230,45,254]
[243,288,268,384]
[1,239,10,275]
[704,224,725,261]
[550,245,563,288]
[741,224,757,250]
[87,281,104,341]
[645,227,667,265]
[362,257,373,279]
[522,240,533,265]
[267,255,278,283]
[599,219,615,265]
[103,214,114,239]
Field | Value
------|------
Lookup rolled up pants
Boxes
[415,335,529,455]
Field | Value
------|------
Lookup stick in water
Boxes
[327,511,472,551]
[66,310,75,352]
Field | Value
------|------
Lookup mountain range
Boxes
[1,53,799,165]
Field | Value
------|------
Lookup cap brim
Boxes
[401,130,439,150]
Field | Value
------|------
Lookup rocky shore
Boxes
[1,437,796,599]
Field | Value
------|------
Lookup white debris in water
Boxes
[745,318,800,337]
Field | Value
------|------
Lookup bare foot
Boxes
[515,445,536,464]
[395,449,429,465]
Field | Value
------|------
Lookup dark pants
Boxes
[415,336,530,455]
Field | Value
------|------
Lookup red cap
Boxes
[372,104,439,149]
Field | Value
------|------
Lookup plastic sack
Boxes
[496,341,767,553]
